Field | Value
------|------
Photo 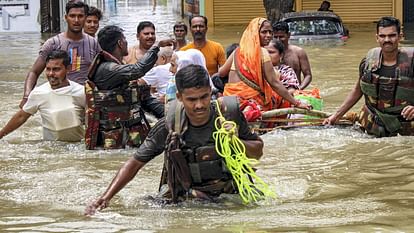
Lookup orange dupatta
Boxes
[236,17,274,109]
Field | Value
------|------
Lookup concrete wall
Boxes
[0,0,40,32]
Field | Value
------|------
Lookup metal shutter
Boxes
[40,0,51,33]
[301,0,393,23]
[213,0,266,26]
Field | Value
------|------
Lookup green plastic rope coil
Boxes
[213,101,276,204]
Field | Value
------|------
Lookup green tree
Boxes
[263,0,295,24]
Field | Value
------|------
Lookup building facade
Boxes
[188,0,406,27]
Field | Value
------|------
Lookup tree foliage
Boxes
[263,0,295,24]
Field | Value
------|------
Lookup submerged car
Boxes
[280,11,349,45]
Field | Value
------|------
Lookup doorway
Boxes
[40,0,60,33]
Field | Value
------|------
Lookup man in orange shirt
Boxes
[180,16,226,76]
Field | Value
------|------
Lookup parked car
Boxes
[280,11,349,45]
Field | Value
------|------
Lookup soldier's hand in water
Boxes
[402,105,414,120]
[84,197,109,216]
[156,39,175,47]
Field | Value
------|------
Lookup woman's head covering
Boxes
[169,49,214,94]
[240,17,267,63]
[237,17,273,105]
[177,48,207,71]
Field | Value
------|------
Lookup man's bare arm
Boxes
[20,57,46,108]
[0,110,31,139]
[298,48,312,90]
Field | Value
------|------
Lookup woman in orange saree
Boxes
[219,17,310,116]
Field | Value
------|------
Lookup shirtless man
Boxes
[124,21,156,64]
[273,21,312,90]
[173,22,188,50]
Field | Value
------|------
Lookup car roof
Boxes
[281,11,342,21]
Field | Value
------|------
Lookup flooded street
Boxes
[1,0,414,232]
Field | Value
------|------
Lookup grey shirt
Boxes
[39,33,101,84]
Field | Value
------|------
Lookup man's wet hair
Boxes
[46,50,71,67]
[66,1,89,14]
[189,15,208,27]
[377,16,401,34]
[175,64,210,93]
[98,25,124,53]
[273,21,289,33]
[173,22,188,33]
[87,6,103,20]
[137,21,155,34]
[269,39,285,54]
[226,43,239,58]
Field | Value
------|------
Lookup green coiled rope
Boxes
[212,101,276,204]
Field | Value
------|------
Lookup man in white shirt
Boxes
[0,50,86,142]
[20,1,100,108]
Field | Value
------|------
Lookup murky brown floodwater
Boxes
[1,0,413,232]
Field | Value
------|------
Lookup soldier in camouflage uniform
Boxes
[85,65,264,215]
[86,25,173,149]
[324,16,414,137]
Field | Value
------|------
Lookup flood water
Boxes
[0,0,413,232]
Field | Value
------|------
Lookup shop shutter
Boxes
[40,0,51,33]
[210,0,393,26]
[213,0,266,26]
[301,0,392,23]
[40,0,60,33]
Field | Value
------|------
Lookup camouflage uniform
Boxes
[359,47,414,137]
[85,50,164,149]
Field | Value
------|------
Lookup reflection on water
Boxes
[1,0,414,232]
